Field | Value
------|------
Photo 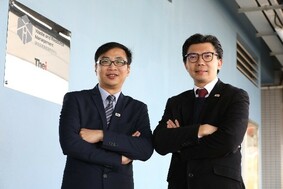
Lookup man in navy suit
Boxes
[153,34,249,189]
[59,42,153,189]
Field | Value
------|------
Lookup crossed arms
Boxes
[80,129,141,165]
[59,92,153,168]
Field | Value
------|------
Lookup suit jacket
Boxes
[153,80,249,189]
[59,85,153,189]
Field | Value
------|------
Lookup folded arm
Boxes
[153,89,249,160]
[181,89,250,159]
[153,98,200,155]
[79,103,153,162]
[80,129,142,164]
[59,93,121,167]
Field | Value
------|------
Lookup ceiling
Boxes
[235,0,283,87]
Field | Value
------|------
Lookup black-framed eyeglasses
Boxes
[97,57,128,67]
[185,52,218,63]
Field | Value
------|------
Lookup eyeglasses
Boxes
[97,57,128,67]
[185,52,218,63]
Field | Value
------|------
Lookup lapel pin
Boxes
[214,94,220,97]
[115,113,121,117]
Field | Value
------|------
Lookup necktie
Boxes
[197,88,208,98]
[193,88,208,123]
[105,95,115,125]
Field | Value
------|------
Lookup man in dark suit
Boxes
[153,34,249,189]
[59,42,153,189]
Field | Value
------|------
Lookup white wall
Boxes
[0,0,262,188]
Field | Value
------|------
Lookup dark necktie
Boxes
[197,88,208,98]
[105,95,115,125]
[193,88,208,123]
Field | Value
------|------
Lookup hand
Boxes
[167,119,180,128]
[79,128,103,143]
[132,131,141,137]
[121,155,132,165]
[198,124,218,138]
[120,131,140,165]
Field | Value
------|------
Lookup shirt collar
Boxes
[98,85,121,107]
[194,77,218,97]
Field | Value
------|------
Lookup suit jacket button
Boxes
[103,174,108,179]
[188,173,194,177]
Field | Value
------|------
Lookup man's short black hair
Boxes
[94,42,132,64]
[182,33,223,63]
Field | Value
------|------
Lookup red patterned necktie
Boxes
[197,88,208,98]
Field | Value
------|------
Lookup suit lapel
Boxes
[182,90,195,125]
[107,93,127,131]
[201,80,224,120]
[91,85,108,129]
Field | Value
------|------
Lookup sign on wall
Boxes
[4,0,71,104]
